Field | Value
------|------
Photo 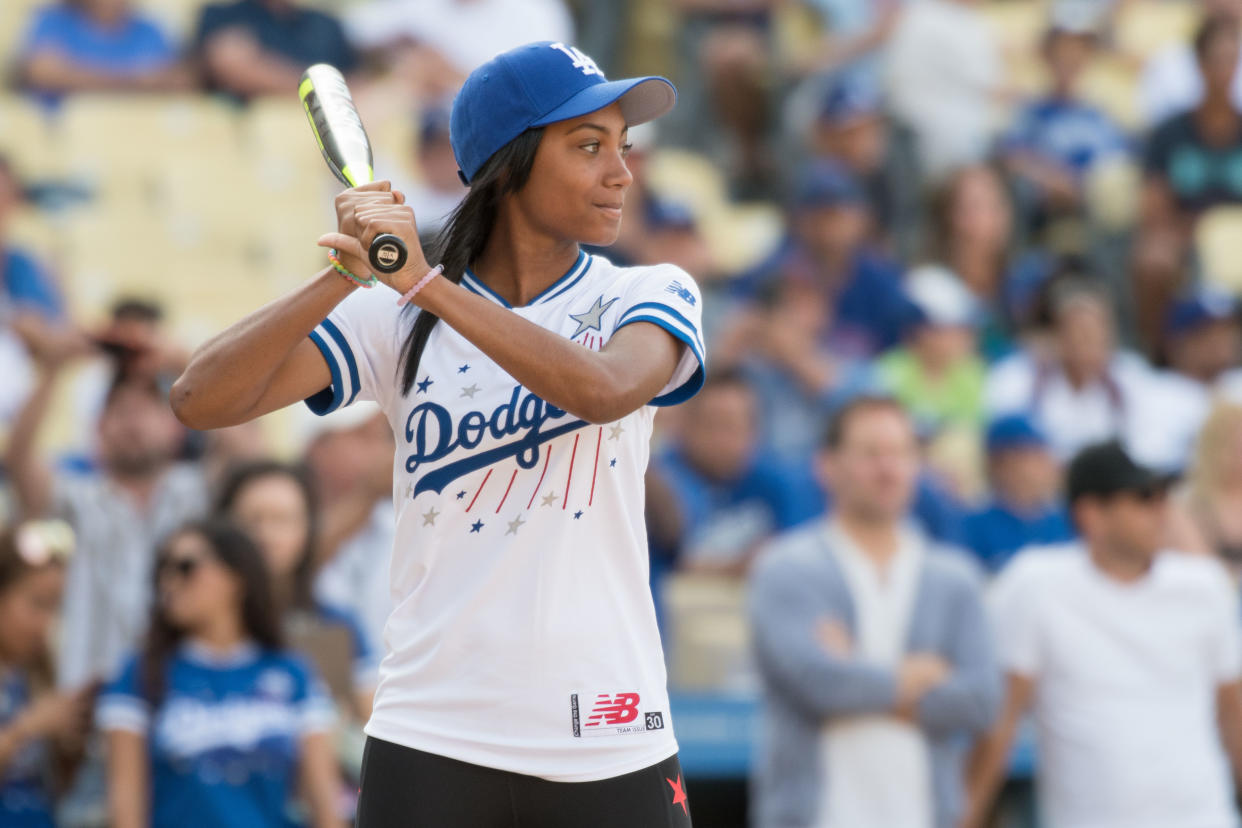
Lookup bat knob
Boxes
[369,234,408,274]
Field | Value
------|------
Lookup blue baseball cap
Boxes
[450,41,676,185]
[986,414,1049,454]
[646,197,696,231]
[793,160,866,210]
[818,76,881,126]
[1165,287,1239,338]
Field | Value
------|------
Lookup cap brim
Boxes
[531,76,676,129]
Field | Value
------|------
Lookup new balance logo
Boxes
[585,692,640,727]
[665,281,696,306]
[571,692,662,737]
[549,42,604,78]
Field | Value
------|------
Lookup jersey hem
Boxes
[362,718,680,783]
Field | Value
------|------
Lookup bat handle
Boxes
[368,234,408,274]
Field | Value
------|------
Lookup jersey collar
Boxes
[461,250,591,309]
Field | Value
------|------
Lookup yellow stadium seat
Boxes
[1196,207,1242,294]
[980,0,1048,61]
[0,94,61,178]
[661,573,754,692]
[1114,0,1198,63]
[1080,55,1141,130]
[0,0,44,69]
[58,96,241,204]
[647,149,730,219]
[1084,156,1141,231]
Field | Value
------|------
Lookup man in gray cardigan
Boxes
[749,396,1001,828]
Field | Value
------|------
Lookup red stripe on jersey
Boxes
[562,433,580,510]
[466,468,493,512]
[588,426,602,506]
[495,468,518,513]
[526,446,553,510]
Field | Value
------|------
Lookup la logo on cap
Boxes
[549,42,604,78]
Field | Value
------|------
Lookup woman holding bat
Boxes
[172,41,703,827]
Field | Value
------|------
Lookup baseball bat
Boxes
[298,63,409,275]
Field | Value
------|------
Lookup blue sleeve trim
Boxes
[320,318,361,406]
[615,313,706,406]
[618,301,704,354]
[305,328,346,415]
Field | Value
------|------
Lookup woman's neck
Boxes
[191,613,246,653]
[471,205,581,307]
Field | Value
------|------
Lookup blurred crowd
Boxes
[5,0,1242,826]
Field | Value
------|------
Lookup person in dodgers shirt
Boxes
[171,41,703,827]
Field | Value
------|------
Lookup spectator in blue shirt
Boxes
[195,0,359,99]
[647,369,822,579]
[1002,21,1128,233]
[97,520,342,828]
[215,461,378,723]
[733,160,912,358]
[0,521,91,828]
[963,414,1075,573]
[17,0,188,104]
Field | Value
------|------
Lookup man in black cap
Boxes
[962,440,1242,828]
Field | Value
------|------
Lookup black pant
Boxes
[355,736,694,828]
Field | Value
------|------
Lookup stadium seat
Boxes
[0,94,61,179]
[58,96,242,205]
[1114,0,1197,63]
[1080,55,1141,130]
[1083,156,1141,231]
[1195,207,1242,294]
[980,0,1047,62]
[662,573,755,692]
[0,0,44,68]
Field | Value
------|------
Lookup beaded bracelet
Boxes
[327,249,378,289]
[397,264,445,307]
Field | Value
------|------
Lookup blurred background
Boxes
[4,0,1242,826]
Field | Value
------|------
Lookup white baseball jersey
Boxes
[305,250,705,781]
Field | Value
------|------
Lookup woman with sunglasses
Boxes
[172,41,702,826]
[97,520,343,828]
[0,521,90,828]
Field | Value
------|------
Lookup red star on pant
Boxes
[666,773,689,816]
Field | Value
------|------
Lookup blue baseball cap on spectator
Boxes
[986,414,1049,454]
[646,197,696,231]
[1165,287,1239,338]
[793,160,866,210]
[450,41,676,185]
[818,76,882,126]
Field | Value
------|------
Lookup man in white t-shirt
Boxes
[963,440,1242,828]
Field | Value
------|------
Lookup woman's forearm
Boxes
[170,268,349,429]
[419,278,679,424]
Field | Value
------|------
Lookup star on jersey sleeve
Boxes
[612,264,706,406]
[304,286,407,415]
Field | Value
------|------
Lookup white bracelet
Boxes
[396,264,444,307]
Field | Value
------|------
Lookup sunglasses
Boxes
[158,555,203,580]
